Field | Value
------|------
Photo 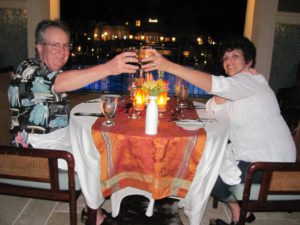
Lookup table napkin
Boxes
[28,127,72,171]
[175,120,205,131]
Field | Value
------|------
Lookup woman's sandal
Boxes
[81,208,114,224]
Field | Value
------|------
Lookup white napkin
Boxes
[28,127,72,171]
[175,120,205,131]
[192,101,206,109]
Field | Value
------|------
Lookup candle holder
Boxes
[128,88,145,119]
[157,92,168,118]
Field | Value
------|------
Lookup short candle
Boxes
[157,92,167,112]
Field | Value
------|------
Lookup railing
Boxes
[76,70,210,98]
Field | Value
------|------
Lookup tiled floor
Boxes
[1,194,300,225]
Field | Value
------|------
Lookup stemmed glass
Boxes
[100,95,118,127]
[138,46,154,78]
[178,86,189,108]
[174,77,183,100]
[124,46,139,86]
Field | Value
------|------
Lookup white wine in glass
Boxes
[100,95,118,127]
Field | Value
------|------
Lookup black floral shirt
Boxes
[8,58,70,139]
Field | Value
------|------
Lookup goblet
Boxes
[124,47,139,91]
[174,77,183,99]
[138,46,154,77]
[178,86,189,109]
[100,95,118,127]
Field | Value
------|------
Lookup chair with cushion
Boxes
[212,120,300,212]
[231,161,300,225]
[0,145,81,225]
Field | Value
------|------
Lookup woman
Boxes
[141,35,296,225]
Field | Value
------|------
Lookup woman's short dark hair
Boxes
[220,35,256,67]
[35,20,70,45]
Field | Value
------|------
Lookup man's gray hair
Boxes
[35,20,70,45]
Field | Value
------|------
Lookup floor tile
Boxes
[0,195,31,225]
[14,199,55,225]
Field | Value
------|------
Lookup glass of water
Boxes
[100,95,118,127]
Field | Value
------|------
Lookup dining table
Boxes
[69,96,229,225]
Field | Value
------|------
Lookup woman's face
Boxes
[222,49,252,76]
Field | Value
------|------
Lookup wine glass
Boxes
[100,95,118,127]
[138,46,154,77]
[174,77,183,101]
[178,86,189,108]
[124,47,139,90]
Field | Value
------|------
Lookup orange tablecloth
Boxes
[91,100,207,199]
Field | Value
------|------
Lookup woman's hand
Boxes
[214,95,227,104]
[243,67,258,75]
[141,49,172,72]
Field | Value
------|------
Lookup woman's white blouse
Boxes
[207,72,296,163]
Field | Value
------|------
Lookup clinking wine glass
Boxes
[124,46,139,90]
[100,95,118,127]
[138,46,154,77]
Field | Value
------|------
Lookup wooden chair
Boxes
[232,161,300,225]
[0,145,81,225]
[212,121,300,223]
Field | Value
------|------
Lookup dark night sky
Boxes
[60,0,247,38]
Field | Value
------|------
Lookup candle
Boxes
[134,89,145,111]
[157,92,167,112]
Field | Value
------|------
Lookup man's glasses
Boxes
[43,42,72,51]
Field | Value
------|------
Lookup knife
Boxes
[73,112,104,117]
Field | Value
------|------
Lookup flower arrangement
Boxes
[142,79,166,96]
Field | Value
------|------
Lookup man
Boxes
[8,19,138,224]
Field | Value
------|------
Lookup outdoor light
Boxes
[197,37,203,45]
[172,37,176,42]
[183,51,190,57]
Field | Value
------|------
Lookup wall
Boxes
[0,0,60,69]
[244,0,300,93]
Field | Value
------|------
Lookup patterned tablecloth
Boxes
[91,100,207,199]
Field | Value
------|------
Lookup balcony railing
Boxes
[74,67,210,98]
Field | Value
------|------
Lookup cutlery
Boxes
[173,118,217,123]
[73,112,104,117]
[84,100,100,103]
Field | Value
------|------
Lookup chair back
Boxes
[293,120,300,162]
[0,67,14,145]
[236,162,300,225]
[0,145,81,225]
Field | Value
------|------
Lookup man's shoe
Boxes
[245,213,256,223]
[81,208,88,223]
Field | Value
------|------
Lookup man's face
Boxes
[37,27,70,72]
[222,49,252,76]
